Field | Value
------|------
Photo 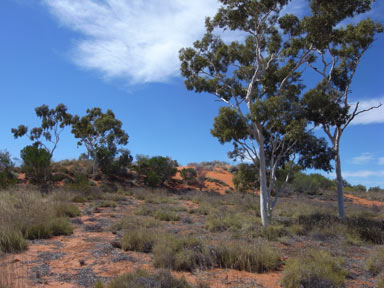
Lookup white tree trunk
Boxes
[334,143,345,219]
[258,139,270,227]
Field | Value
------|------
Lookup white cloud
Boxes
[379,157,384,165]
[351,152,374,165]
[342,170,384,178]
[43,0,219,83]
[350,97,384,125]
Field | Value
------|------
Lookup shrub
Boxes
[0,150,17,189]
[369,186,384,193]
[366,246,384,276]
[281,249,347,288]
[72,195,88,203]
[23,218,73,240]
[49,217,74,236]
[20,144,51,184]
[213,241,280,273]
[379,274,384,288]
[107,270,191,288]
[260,225,288,241]
[96,200,117,208]
[179,168,197,184]
[0,230,28,253]
[292,172,335,195]
[353,184,367,192]
[55,203,81,218]
[153,235,212,271]
[121,229,156,253]
[135,155,178,187]
[154,210,180,221]
[232,163,259,193]
[205,212,242,232]
[96,147,133,176]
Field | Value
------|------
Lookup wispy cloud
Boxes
[343,170,384,178]
[351,152,374,165]
[43,0,219,84]
[379,157,384,165]
[350,97,384,125]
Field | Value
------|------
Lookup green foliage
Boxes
[153,235,212,272]
[232,163,259,193]
[213,241,281,273]
[0,150,17,189]
[135,155,178,187]
[368,186,384,193]
[71,107,129,177]
[23,217,73,240]
[179,0,337,225]
[179,167,197,184]
[20,144,51,184]
[281,249,347,288]
[292,172,335,195]
[107,270,192,288]
[298,213,384,244]
[353,184,367,192]
[366,246,384,276]
[55,203,81,218]
[121,229,156,253]
[0,230,28,253]
[11,104,73,157]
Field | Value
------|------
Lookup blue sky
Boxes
[0,0,383,188]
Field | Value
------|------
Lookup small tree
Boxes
[11,104,73,158]
[232,163,259,194]
[135,155,178,187]
[0,150,17,189]
[302,1,383,218]
[71,108,129,178]
[20,144,51,185]
[179,167,198,184]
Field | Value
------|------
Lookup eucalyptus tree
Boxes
[71,108,129,177]
[301,0,383,218]
[179,0,334,226]
[11,104,73,158]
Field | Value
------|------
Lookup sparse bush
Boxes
[281,249,346,288]
[107,269,192,288]
[135,155,178,187]
[20,144,51,184]
[121,229,156,253]
[213,240,280,273]
[366,246,384,276]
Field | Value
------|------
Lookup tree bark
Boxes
[334,143,345,219]
[258,139,270,227]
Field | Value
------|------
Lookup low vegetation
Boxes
[98,269,192,288]
[0,189,74,253]
[281,249,347,288]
